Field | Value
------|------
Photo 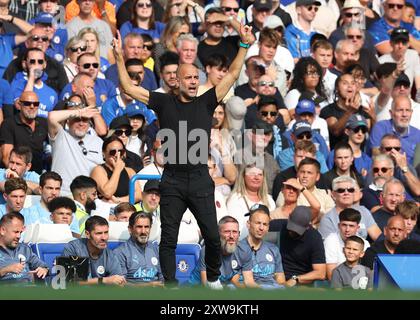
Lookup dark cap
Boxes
[34,12,54,24]
[245,203,270,217]
[257,95,278,110]
[394,72,411,88]
[390,27,409,43]
[109,115,131,130]
[125,104,146,119]
[287,206,311,235]
[254,0,272,11]
[143,180,160,193]
[293,120,312,136]
[346,114,368,129]
[295,99,315,115]
[296,0,321,6]
[252,118,273,134]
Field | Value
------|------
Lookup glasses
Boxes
[65,101,84,108]
[373,167,391,174]
[221,6,239,12]
[347,35,363,40]
[257,81,275,87]
[305,71,320,77]
[305,5,319,12]
[31,35,49,42]
[128,71,142,81]
[383,146,401,152]
[78,140,88,156]
[143,44,153,50]
[82,63,99,69]
[335,187,355,194]
[28,59,45,65]
[344,12,361,18]
[137,2,152,8]
[393,28,409,35]
[114,129,132,136]
[296,132,312,140]
[387,3,404,9]
[352,126,368,134]
[109,149,126,156]
[21,100,40,107]
[74,117,90,122]
[70,46,87,53]
[260,111,277,117]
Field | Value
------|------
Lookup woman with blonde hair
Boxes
[78,27,111,75]
[63,36,87,82]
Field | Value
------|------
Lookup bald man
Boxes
[0,91,48,174]
[114,25,254,289]
[361,215,407,269]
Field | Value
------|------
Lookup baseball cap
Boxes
[109,115,131,130]
[125,104,146,119]
[287,206,311,236]
[254,0,272,11]
[252,118,273,134]
[296,0,321,7]
[345,114,367,129]
[263,15,284,29]
[143,180,160,193]
[295,99,315,115]
[245,203,270,217]
[390,27,410,43]
[34,12,54,24]
[394,72,411,88]
[292,120,312,136]
[341,0,363,9]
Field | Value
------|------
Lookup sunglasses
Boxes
[393,28,409,35]
[297,132,312,140]
[31,35,49,42]
[109,149,126,156]
[143,44,153,50]
[221,6,239,12]
[70,46,87,53]
[352,126,368,134]
[387,3,404,9]
[261,111,277,117]
[28,59,45,65]
[21,100,40,107]
[383,146,401,152]
[373,167,390,174]
[128,71,142,81]
[114,129,132,136]
[74,117,90,122]
[344,12,361,18]
[65,101,84,108]
[78,140,88,156]
[306,5,319,12]
[347,35,363,40]
[335,187,355,194]
[137,2,152,8]
[82,63,99,69]
[257,81,275,87]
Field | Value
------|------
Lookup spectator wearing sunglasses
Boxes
[368,0,420,55]
[220,0,247,37]
[79,27,110,76]
[64,36,88,82]
[11,48,58,119]
[139,33,154,72]
[91,135,142,204]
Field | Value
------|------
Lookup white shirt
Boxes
[324,232,370,264]
[373,95,420,129]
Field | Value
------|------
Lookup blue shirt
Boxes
[0,169,40,184]
[59,78,117,109]
[277,146,329,173]
[368,119,420,165]
[284,130,329,160]
[0,34,16,79]
[284,24,316,59]
[11,72,58,118]
[120,21,166,41]
[46,29,68,63]
[63,238,122,278]
[101,94,157,126]
[0,205,38,225]
[113,238,163,284]
[327,149,372,175]
[100,56,111,74]
[105,64,158,91]
[0,79,13,107]
[0,243,48,282]
[368,18,416,46]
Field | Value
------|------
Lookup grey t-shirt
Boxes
[331,262,373,289]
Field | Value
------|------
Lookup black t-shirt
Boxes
[361,187,381,211]
[198,38,238,66]
[0,114,48,173]
[148,87,218,170]
[373,208,394,233]
[273,7,292,27]
[361,240,391,269]
[319,102,371,149]
[270,219,325,280]
[317,168,366,191]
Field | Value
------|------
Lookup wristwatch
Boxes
[292,275,299,283]
[401,166,408,173]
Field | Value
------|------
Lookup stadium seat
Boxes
[177,210,200,244]
[108,221,130,241]
[30,243,67,270]
[107,241,124,250]
[29,224,74,243]
[175,243,201,285]
[22,224,38,243]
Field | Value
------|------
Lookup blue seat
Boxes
[30,243,66,270]
[108,241,125,250]
[175,243,201,285]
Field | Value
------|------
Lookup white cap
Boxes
[342,0,363,9]
[263,15,284,29]
[225,96,246,131]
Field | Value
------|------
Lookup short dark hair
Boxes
[297,157,320,173]
[114,202,136,217]
[0,212,25,227]
[405,2,415,10]
[4,178,27,195]
[205,7,224,19]
[23,47,44,61]
[85,215,108,232]
[334,141,353,156]
[47,196,76,213]
[310,33,328,48]
[10,146,33,164]
[102,135,125,153]
[70,176,97,194]
[129,211,152,227]
[375,63,396,79]
[160,51,179,70]
[339,208,361,224]
[125,58,144,69]
[259,27,281,47]
[345,235,365,248]
[40,171,62,188]
[204,53,229,69]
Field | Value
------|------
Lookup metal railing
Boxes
[129,174,162,204]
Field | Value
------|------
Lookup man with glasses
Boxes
[0,91,47,174]
[284,0,320,62]
[249,0,272,35]
[3,27,68,93]
[47,94,103,195]
[368,0,420,55]
[220,0,247,37]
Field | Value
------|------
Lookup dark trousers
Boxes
[159,167,221,284]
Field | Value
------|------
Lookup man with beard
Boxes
[63,215,126,286]
[189,215,244,288]
[70,175,98,234]
[0,212,48,283]
[155,51,179,94]
[0,91,48,174]
[48,95,103,195]
[113,211,164,286]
